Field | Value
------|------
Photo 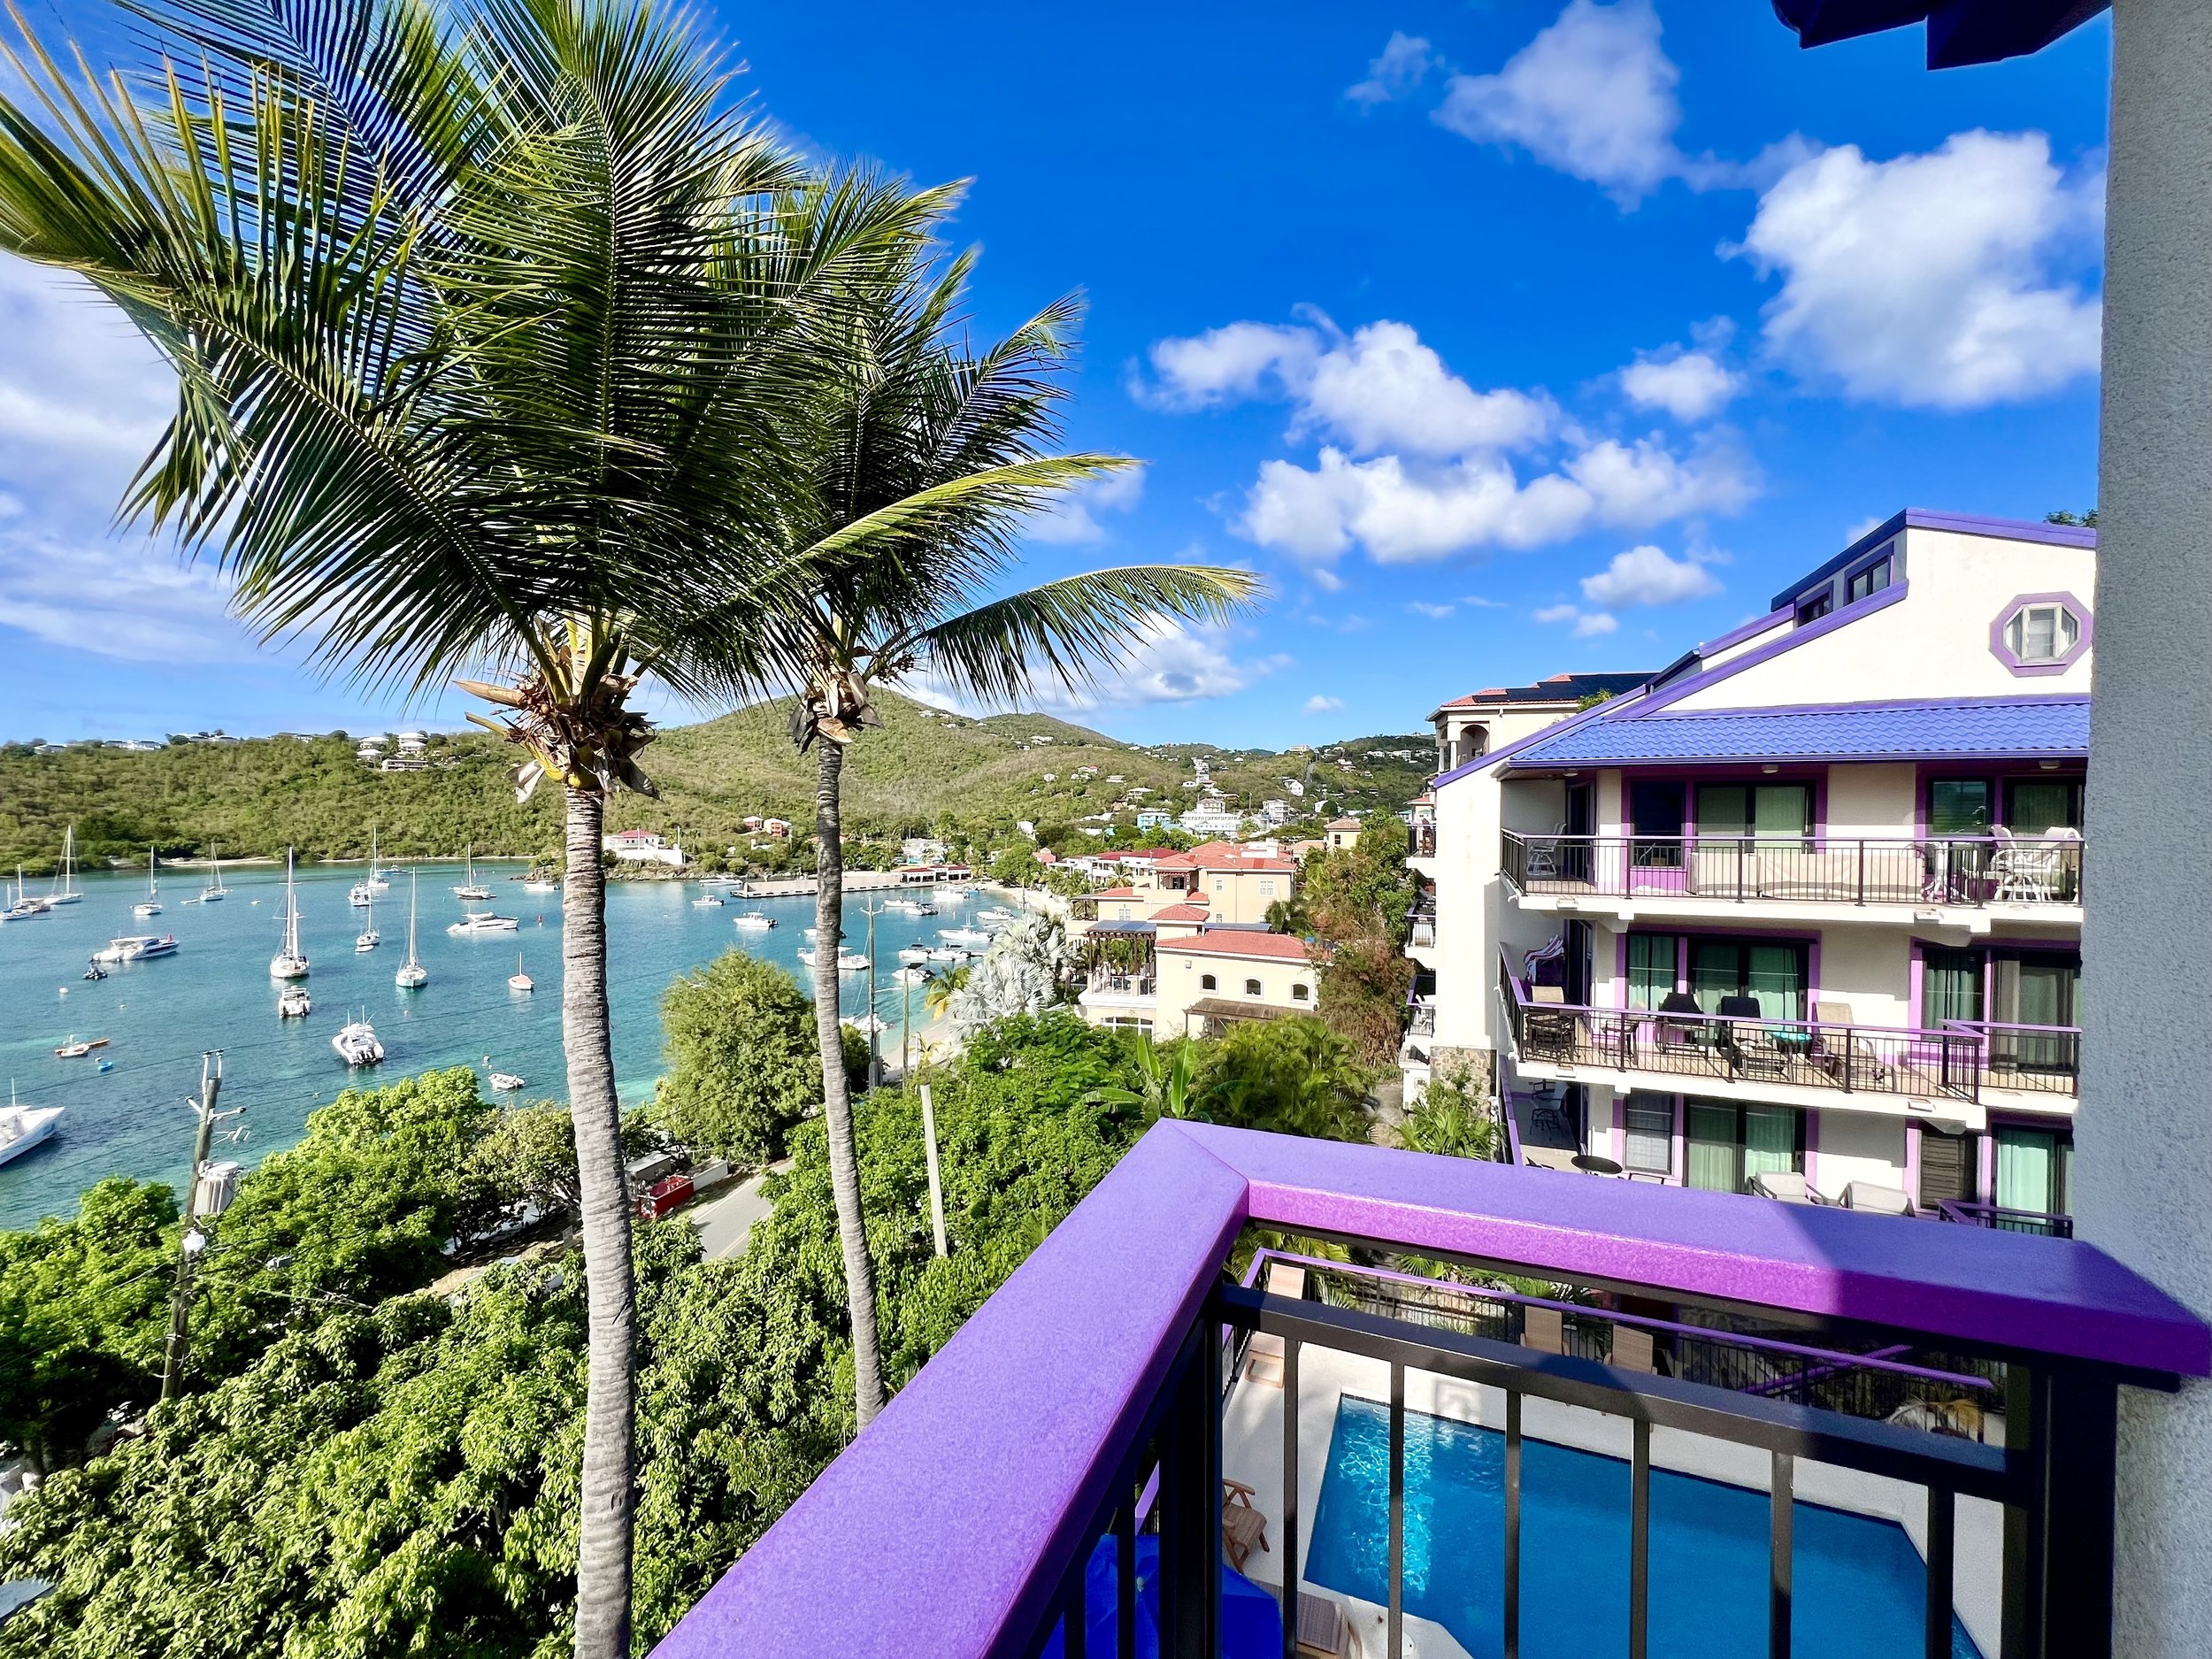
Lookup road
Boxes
[687,1166,780,1260]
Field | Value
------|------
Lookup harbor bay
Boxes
[0,863,985,1229]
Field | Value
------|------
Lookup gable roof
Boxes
[1501,695,2090,768]
[1148,904,1210,924]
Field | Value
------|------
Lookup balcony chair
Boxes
[1522,823,1565,882]
[1842,1180,1914,1217]
[1991,826,2064,903]
[1294,1590,1362,1659]
[1717,994,1788,1078]
[1811,1000,1855,1080]
[1748,1169,1823,1205]
[1611,1324,1659,1373]
[1240,1263,1309,1387]
[1524,984,1579,1061]
[1221,1479,1270,1573]
[1521,1303,1565,1355]
[1654,989,1717,1063]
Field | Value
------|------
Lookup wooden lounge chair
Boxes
[1611,1325,1657,1373]
[1522,1304,1564,1355]
[1222,1479,1270,1572]
[1240,1263,1309,1386]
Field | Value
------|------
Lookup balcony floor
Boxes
[1221,1339,2004,1658]
[1510,886,2080,937]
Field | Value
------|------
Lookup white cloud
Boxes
[1303,695,1345,716]
[1143,316,1548,457]
[1619,349,1740,420]
[1459,595,1509,609]
[1579,543,1722,608]
[1027,465,1147,544]
[1729,131,2103,410]
[1347,32,1434,106]
[1534,603,1618,638]
[1406,601,1455,618]
[1434,0,1683,207]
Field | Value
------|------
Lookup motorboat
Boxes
[199,840,227,902]
[691,892,726,908]
[49,827,82,904]
[508,953,534,993]
[448,910,519,935]
[332,1017,384,1066]
[837,950,869,972]
[891,965,930,987]
[133,844,161,916]
[349,881,375,907]
[92,933,178,964]
[82,964,107,981]
[842,1013,888,1034]
[803,927,819,941]
[355,894,380,951]
[895,945,929,964]
[395,871,428,987]
[924,945,966,963]
[279,984,311,1018]
[522,871,559,894]
[731,911,775,931]
[979,907,1020,924]
[487,1065,526,1093]
[53,1035,109,1058]
[270,849,310,979]
[940,927,990,949]
[0,1088,63,1168]
[451,844,491,902]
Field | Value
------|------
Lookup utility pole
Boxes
[902,971,913,1080]
[918,1083,949,1257]
[863,897,884,1089]
[159,1052,240,1403]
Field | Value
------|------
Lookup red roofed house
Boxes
[1155,930,1322,1040]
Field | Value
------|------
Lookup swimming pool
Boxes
[1303,1395,1979,1659]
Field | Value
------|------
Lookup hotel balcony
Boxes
[1080,971,1158,1018]
[1502,833,2083,936]
[650,1121,2206,1659]
[1498,966,2078,1124]
[1405,904,1436,960]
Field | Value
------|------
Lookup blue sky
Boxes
[0,2,2111,746]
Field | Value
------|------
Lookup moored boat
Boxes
[332,1017,384,1066]
[731,911,775,931]
[133,844,161,916]
[269,849,310,979]
[0,1088,63,1168]
[49,827,82,904]
[92,933,178,964]
[53,1035,110,1058]
[395,870,428,987]
[279,984,311,1018]
[451,844,491,901]
[448,910,519,935]
[508,953,534,992]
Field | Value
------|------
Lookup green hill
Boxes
[0,693,1436,871]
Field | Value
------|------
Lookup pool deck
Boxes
[1221,1341,2004,1658]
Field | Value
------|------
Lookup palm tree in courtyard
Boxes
[0,4,938,1652]
[718,200,1263,1426]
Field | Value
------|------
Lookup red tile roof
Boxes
[1088,886,1142,900]
[1156,931,1315,962]
[1148,904,1210,923]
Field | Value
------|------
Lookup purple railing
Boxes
[649,1122,2206,1659]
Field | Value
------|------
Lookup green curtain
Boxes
[1696,784,1809,840]
[1686,1102,1739,1193]
[1922,947,1985,1030]
[1691,942,1737,1014]
[1747,944,1801,1019]
[2005,781,2080,835]
[1743,1107,1798,1182]
[1628,934,1678,1010]
[1995,1128,2058,1213]
[1690,941,1805,1017]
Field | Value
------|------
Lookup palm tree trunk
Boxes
[563,786,636,1659]
[812,737,888,1427]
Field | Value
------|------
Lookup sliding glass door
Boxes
[1689,939,1807,1018]
[1994,1126,2071,1217]
[1685,1100,1803,1194]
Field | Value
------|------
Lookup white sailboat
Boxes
[133,845,161,917]
[508,952,534,993]
[200,841,227,901]
[5,866,48,919]
[355,892,380,951]
[332,1015,384,1066]
[451,844,491,902]
[269,849,310,979]
[365,828,389,891]
[395,871,428,987]
[49,827,82,904]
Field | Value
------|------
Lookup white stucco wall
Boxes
[1668,527,2093,713]
[2078,4,2212,1653]
[1822,764,1917,838]
[1813,1112,1908,1203]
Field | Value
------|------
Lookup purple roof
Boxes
[651,1121,2205,1659]
[1772,1,2108,69]
[1502,695,2089,768]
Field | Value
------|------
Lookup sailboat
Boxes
[48,827,81,904]
[395,871,428,988]
[355,892,380,951]
[132,846,161,917]
[365,827,389,891]
[451,843,491,902]
[269,849,310,979]
[199,841,227,902]
[4,867,48,919]
[508,952,534,993]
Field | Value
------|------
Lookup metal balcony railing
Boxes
[1502,831,2085,910]
[1936,1200,2075,1240]
[1941,1019,2082,1097]
[1085,972,1156,999]
[651,1122,2208,1659]
[1407,913,1435,949]
[1409,823,1437,858]
[1406,999,1437,1038]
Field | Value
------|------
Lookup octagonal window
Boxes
[1991,593,2091,675]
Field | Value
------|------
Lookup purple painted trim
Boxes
[1767,509,2095,612]
[1698,607,1794,657]
[1989,591,2093,678]
[1632,580,1895,717]
[1175,1122,2207,1375]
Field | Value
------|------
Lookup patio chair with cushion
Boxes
[1717,994,1786,1077]
[1749,1169,1820,1205]
[1295,1590,1363,1658]
[1811,1000,1855,1080]
[1240,1263,1309,1387]
[1843,1180,1914,1217]
[1222,1479,1270,1573]
[1654,989,1713,1059]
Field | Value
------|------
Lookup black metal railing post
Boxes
[1924,1487,1955,1659]
[1770,1451,1793,1659]
[1630,1417,1652,1659]
[1281,1337,1301,1659]
[1158,1323,1221,1658]
[1504,1391,1523,1659]
[2002,1364,2119,1659]
[1388,1362,1405,1659]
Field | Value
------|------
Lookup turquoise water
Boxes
[1304,1394,1980,1659]
[0,864,989,1229]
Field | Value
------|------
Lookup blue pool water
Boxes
[0,864,995,1228]
[1304,1395,1980,1659]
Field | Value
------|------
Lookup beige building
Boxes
[1428,671,1654,775]
[1323,817,1363,851]
[1154,931,1322,1040]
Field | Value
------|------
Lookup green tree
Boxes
[1299,820,1417,1065]
[649,951,821,1165]
[1195,1016,1376,1142]
[718,195,1261,1427]
[1398,1064,1502,1162]
[0,4,940,1646]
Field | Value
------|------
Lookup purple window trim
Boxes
[1989,590,2093,679]
[654,1119,2205,1659]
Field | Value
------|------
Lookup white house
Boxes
[603,828,686,867]
[1410,510,2092,1224]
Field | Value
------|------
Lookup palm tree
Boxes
[0,4,932,1652]
[718,193,1263,1427]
